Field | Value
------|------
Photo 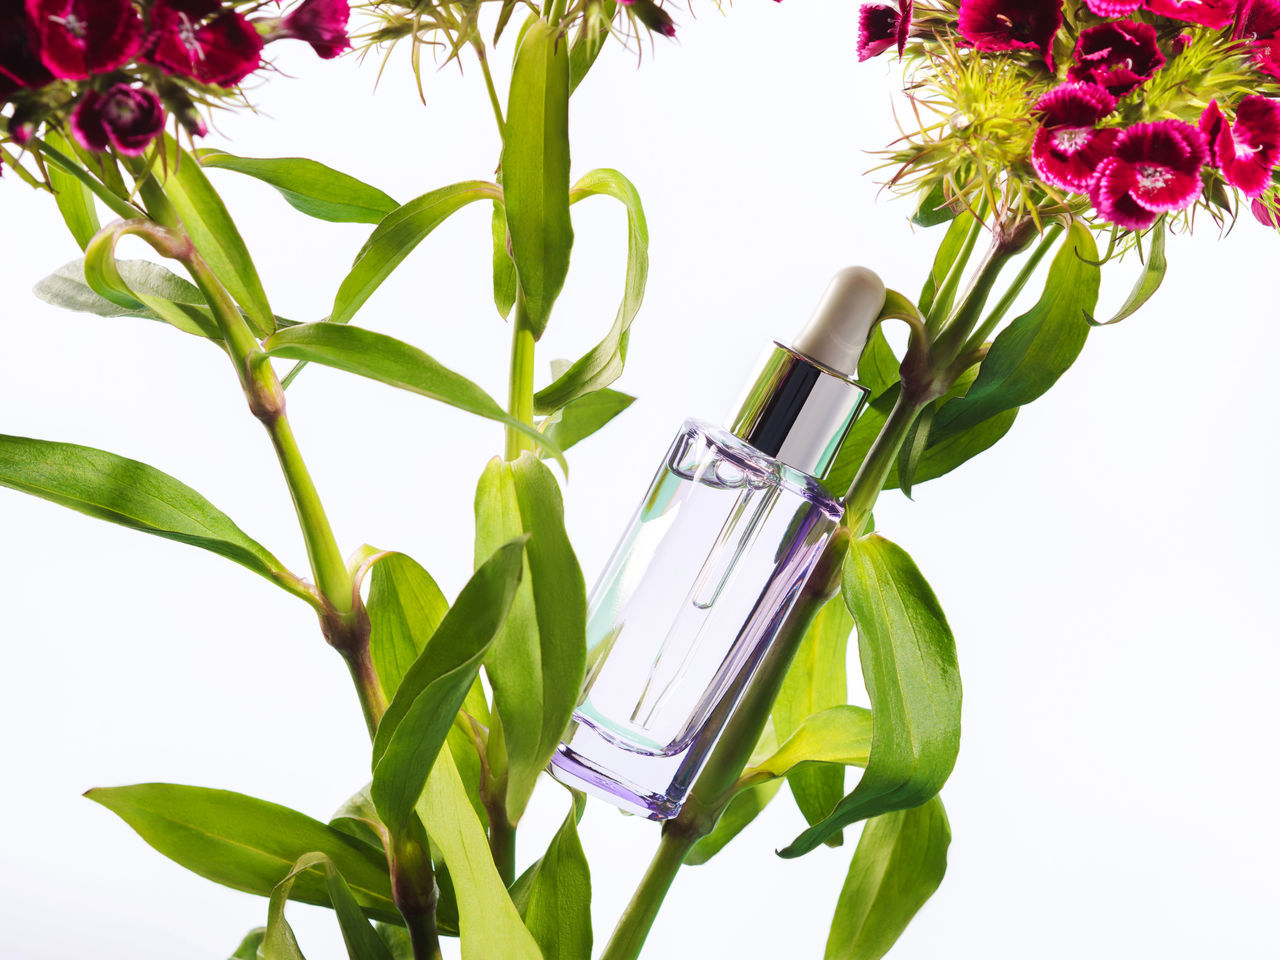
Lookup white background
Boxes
[2,3,1278,957]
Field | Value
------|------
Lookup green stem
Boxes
[546,0,568,24]
[488,806,517,887]
[343,640,388,738]
[843,389,929,536]
[926,210,985,332]
[505,296,537,460]
[473,40,506,138]
[963,225,1063,353]
[930,241,1018,368]
[598,832,698,960]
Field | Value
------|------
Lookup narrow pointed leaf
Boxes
[896,400,936,499]
[504,18,573,337]
[230,928,266,960]
[535,169,648,413]
[263,852,325,960]
[474,454,586,823]
[45,131,101,249]
[415,748,543,960]
[492,198,517,319]
[773,594,854,834]
[538,387,635,455]
[366,552,449,700]
[918,210,976,318]
[779,535,961,858]
[0,435,293,588]
[85,784,397,919]
[330,181,499,326]
[323,859,398,960]
[200,151,399,224]
[372,539,526,836]
[1088,218,1166,326]
[262,323,562,468]
[824,796,950,960]
[521,798,592,960]
[152,135,274,336]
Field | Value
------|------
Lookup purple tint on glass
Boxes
[548,419,843,819]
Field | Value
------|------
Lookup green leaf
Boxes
[779,534,961,858]
[199,151,399,225]
[539,387,635,455]
[1088,218,1166,326]
[743,705,872,786]
[323,859,398,960]
[772,594,855,833]
[152,136,274,337]
[492,198,517,319]
[415,747,543,960]
[824,796,950,960]
[45,131,100,249]
[933,221,1100,435]
[85,784,397,919]
[34,134,141,221]
[856,324,899,398]
[521,798,592,960]
[910,181,958,229]
[329,181,499,326]
[230,928,266,960]
[534,169,648,414]
[474,454,587,823]
[503,17,573,337]
[375,924,413,960]
[0,435,293,589]
[366,552,449,700]
[685,722,781,866]
[328,785,385,853]
[371,539,527,837]
[918,210,976,318]
[883,406,1017,491]
[263,852,320,960]
[262,322,562,469]
[35,257,219,339]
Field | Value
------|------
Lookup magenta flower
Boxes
[1068,20,1166,97]
[145,0,263,86]
[1234,0,1280,79]
[1088,120,1208,229]
[857,0,912,61]
[25,0,143,81]
[957,0,1062,67]
[1200,96,1280,196]
[1084,0,1140,14]
[70,83,165,155]
[277,0,350,59]
[1,3,53,100]
[1170,30,1193,56]
[1031,83,1119,192]
[1143,0,1234,28]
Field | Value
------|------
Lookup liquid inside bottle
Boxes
[549,418,843,818]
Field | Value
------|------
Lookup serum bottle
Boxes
[549,267,886,819]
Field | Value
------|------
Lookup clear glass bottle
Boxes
[549,267,885,819]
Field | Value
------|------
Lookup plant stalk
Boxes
[473,40,506,138]
[488,806,518,887]
[598,832,699,960]
[505,296,537,460]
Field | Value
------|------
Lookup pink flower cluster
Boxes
[1,0,350,161]
[857,0,1280,230]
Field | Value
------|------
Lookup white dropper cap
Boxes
[790,266,886,378]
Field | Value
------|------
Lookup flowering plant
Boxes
[0,0,1273,957]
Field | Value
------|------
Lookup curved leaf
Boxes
[772,594,854,835]
[504,18,573,337]
[1089,218,1166,326]
[0,435,293,588]
[230,927,266,960]
[415,747,543,960]
[85,784,397,920]
[45,131,101,249]
[262,322,563,468]
[35,257,219,339]
[744,705,872,786]
[329,181,500,326]
[474,453,586,823]
[521,797,592,960]
[856,324,900,398]
[824,796,950,960]
[200,151,399,225]
[779,534,961,858]
[538,387,635,456]
[152,135,274,337]
[534,169,649,414]
[371,539,526,837]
